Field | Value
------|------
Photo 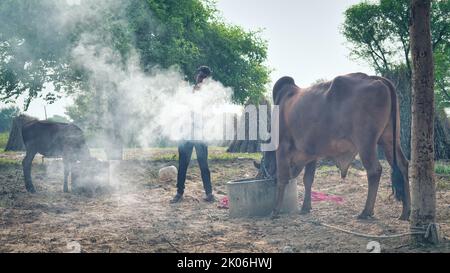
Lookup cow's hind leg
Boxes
[300,161,316,214]
[22,150,37,193]
[358,144,382,220]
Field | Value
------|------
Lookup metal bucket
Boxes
[227,178,298,218]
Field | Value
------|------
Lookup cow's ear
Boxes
[253,160,261,169]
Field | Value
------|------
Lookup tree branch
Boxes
[367,42,388,72]
[433,26,447,50]
[437,80,450,102]
[372,38,390,70]
[368,50,384,73]
[399,36,412,77]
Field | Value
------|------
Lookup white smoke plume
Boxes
[72,36,242,147]
[61,0,243,148]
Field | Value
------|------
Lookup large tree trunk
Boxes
[410,0,438,244]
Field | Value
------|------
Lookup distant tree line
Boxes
[0,106,20,133]
[0,0,271,151]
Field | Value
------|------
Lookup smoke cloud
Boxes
[55,0,244,148]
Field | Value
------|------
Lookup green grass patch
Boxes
[210,152,261,161]
[150,153,178,161]
[0,132,8,150]
[317,165,339,172]
[150,151,261,161]
[0,157,20,166]
[435,163,450,175]
[435,162,450,191]
[86,147,262,162]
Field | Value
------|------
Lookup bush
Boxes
[0,106,20,133]
[435,163,450,175]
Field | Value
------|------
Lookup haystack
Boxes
[4,114,38,151]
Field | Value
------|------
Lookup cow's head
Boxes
[254,151,277,179]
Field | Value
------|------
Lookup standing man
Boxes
[170,66,215,203]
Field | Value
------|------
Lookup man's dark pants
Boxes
[176,141,212,195]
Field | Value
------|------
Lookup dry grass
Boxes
[1,149,450,253]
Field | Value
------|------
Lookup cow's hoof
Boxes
[300,207,311,215]
[357,212,374,220]
[27,187,36,193]
[399,212,410,221]
[270,210,280,220]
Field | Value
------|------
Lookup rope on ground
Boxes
[305,219,440,240]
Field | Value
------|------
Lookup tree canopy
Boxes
[0,106,20,133]
[342,0,450,110]
[0,0,270,110]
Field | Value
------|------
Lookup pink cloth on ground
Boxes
[218,196,229,209]
[311,191,344,205]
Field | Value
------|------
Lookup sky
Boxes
[216,0,372,86]
[2,0,372,119]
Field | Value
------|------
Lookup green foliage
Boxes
[0,0,83,109]
[47,115,70,124]
[342,0,450,109]
[0,106,20,132]
[435,45,450,110]
[435,162,450,175]
[126,0,270,104]
[0,0,270,110]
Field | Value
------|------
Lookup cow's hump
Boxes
[327,73,370,101]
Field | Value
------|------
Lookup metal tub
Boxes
[227,178,298,218]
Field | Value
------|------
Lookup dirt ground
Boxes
[1,148,450,253]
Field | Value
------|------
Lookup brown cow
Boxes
[268,73,410,220]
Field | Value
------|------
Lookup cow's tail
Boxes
[381,78,405,202]
[273,76,296,105]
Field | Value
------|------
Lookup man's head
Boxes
[195,66,212,84]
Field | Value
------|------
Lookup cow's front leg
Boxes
[300,161,316,214]
[271,148,291,219]
[63,159,71,193]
